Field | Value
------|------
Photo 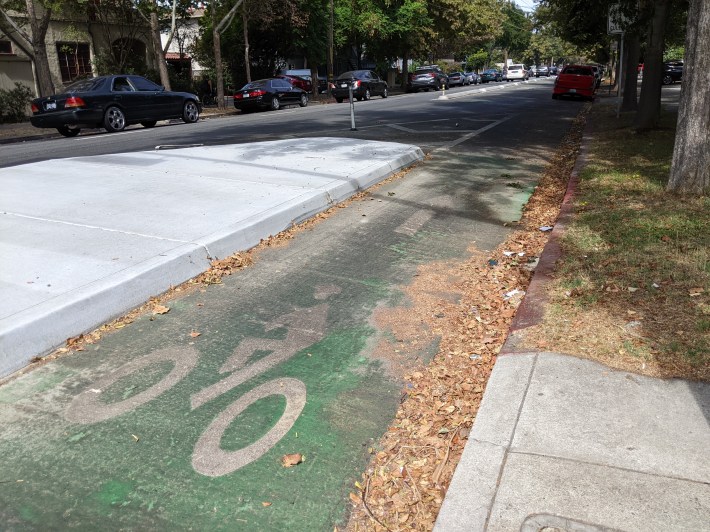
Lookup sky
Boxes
[515,0,537,13]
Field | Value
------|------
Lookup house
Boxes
[160,8,206,81]
[0,5,156,96]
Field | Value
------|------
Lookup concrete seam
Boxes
[509,449,710,487]
[483,353,539,530]
[3,211,193,244]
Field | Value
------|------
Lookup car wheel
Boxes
[552,94,558,100]
[141,120,157,128]
[335,97,344,103]
[57,125,80,137]
[382,87,388,98]
[182,101,200,123]
[662,75,673,85]
[103,106,126,132]
[363,89,371,101]
[270,97,280,110]
[299,94,308,107]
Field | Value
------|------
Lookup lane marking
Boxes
[434,115,516,152]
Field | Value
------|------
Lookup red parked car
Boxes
[552,65,596,101]
[276,74,312,93]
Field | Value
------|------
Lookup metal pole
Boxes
[616,33,624,118]
[349,83,357,131]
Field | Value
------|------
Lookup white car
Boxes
[504,64,528,81]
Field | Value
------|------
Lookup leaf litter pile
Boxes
[345,107,589,531]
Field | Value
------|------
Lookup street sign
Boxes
[608,4,628,35]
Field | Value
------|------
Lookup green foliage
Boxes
[663,45,684,62]
[0,82,33,124]
[495,2,532,58]
[464,49,489,70]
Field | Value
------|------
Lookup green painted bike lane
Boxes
[0,106,576,530]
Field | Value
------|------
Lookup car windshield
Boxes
[510,65,523,70]
[64,78,103,92]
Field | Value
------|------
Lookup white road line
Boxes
[434,115,516,152]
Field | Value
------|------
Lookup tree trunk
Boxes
[621,34,640,112]
[667,0,710,194]
[401,52,409,90]
[150,10,171,90]
[242,6,251,83]
[634,0,669,131]
[310,64,319,99]
[26,0,54,95]
[213,10,225,110]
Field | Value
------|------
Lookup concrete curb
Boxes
[433,114,592,531]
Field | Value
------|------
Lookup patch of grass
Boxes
[524,102,709,380]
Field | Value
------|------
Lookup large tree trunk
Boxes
[667,0,710,194]
[621,34,640,112]
[150,10,171,90]
[26,0,54,95]
[634,0,669,131]
[242,6,251,83]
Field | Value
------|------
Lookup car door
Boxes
[130,75,175,119]
[273,79,297,105]
[369,71,384,94]
[110,76,143,121]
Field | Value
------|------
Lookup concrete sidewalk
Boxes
[434,123,710,531]
[0,138,423,376]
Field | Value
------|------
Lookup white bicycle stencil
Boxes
[65,284,341,477]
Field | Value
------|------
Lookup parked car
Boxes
[464,71,480,85]
[504,64,528,81]
[330,70,388,102]
[480,69,502,83]
[448,72,467,86]
[589,65,602,88]
[407,66,449,92]
[552,64,596,101]
[29,75,201,137]
[276,74,312,93]
[535,66,550,77]
[233,78,309,112]
[549,66,559,75]
[662,61,684,84]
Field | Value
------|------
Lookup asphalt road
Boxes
[0,77,585,530]
[1,78,578,167]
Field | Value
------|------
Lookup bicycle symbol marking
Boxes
[65,285,340,477]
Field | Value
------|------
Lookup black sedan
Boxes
[233,78,309,112]
[330,70,388,103]
[662,61,683,85]
[30,75,201,137]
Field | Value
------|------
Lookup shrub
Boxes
[0,82,33,124]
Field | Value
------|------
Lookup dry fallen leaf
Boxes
[152,305,170,315]
[189,331,201,338]
[281,453,303,467]
[262,502,272,507]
